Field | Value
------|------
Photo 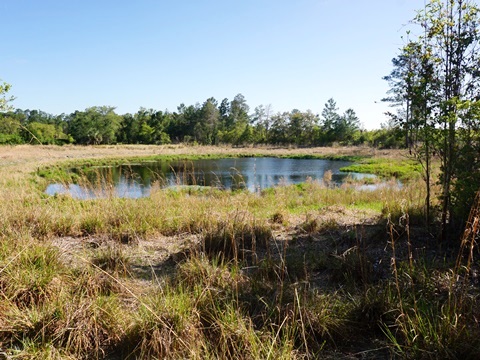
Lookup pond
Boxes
[45,157,376,199]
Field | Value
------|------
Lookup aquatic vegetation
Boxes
[340,157,423,180]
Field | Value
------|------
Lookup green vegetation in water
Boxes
[340,158,422,180]
[36,154,240,183]
[36,165,82,183]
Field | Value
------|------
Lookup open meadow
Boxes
[0,145,479,359]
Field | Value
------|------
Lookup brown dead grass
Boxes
[0,144,406,173]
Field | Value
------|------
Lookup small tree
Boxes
[320,98,340,144]
[0,80,15,112]
[384,0,480,238]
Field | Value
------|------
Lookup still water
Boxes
[45,157,374,199]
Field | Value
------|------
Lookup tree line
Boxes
[0,94,406,148]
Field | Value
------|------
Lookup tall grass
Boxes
[1,147,478,358]
[379,202,480,359]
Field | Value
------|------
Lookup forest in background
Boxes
[0,95,405,148]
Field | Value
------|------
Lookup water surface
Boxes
[45,157,375,199]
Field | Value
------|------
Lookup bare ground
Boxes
[50,204,388,288]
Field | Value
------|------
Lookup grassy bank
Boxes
[0,145,478,359]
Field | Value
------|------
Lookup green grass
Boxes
[340,157,422,180]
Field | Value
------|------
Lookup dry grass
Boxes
[1,144,477,359]
[0,144,404,173]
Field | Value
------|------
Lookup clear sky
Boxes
[2,0,423,129]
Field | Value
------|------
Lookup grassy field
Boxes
[0,144,479,359]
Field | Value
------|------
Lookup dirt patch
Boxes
[50,233,201,280]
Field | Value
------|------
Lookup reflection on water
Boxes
[45,157,377,199]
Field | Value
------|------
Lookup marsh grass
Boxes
[340,157,423,180]
[91,244,132,277]
[1,146,479,358]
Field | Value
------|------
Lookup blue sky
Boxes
[2,0,423,129]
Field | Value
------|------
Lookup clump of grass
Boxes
[171,254,325,359]
[300,290,354,349]
[0,242,64,308]
[70,268,122,298]
[90,244,131,277]
[7,339,78,360]
[175,254,248,293]
[121,256,266,359]
[381,268,480,359]
[282,250,318,281]
[0,257,130,359]
[349,285,394,334]
[329,247,373,287]
[202,215,272,261]
[200,301,273,359]
[53,295,128,359]
[119,286,203,359]
[270,211,286,225]
[299,214,337,235]
[382,200,427,226]
[299,215,322,234]
[323,169,333,187]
